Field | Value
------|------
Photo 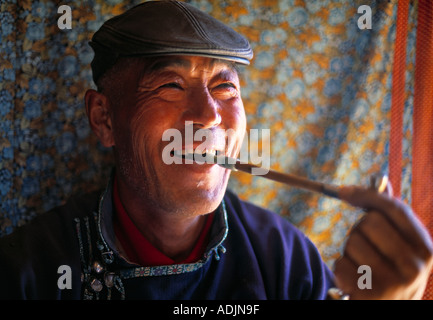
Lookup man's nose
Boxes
[182,87,222,129]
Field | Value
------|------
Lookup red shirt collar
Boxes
[112,176,214,266]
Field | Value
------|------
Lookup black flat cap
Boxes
[89,0,253,84]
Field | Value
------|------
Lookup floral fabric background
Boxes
[0,0,418,268]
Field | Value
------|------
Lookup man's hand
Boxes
[333,184,433,299]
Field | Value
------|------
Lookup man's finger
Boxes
[338,185,433,261]
[356,210,425,282]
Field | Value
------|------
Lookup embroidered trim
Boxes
[74,175,230,299]
[119,200,229,279]
[95,183,115,265]
[120,258,208,279]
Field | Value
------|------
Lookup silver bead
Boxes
[92,261,104,274]
[104,272,115,288]
[90,278,103,292]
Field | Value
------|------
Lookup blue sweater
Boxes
[0,179,334,299]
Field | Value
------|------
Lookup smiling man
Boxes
[87,54,246,265]
[0,0,432,300]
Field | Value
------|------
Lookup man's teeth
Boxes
[173,150,220,159]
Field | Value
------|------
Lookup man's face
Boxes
[109,55,246,217]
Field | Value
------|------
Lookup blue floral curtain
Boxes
[0,0,417,268]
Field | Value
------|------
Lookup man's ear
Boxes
[85,89,115,148]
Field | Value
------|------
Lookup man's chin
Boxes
[178,188,226,215]
[141,163,230,216]
[158,182,226,218]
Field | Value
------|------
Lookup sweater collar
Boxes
[112,176,215,266]
[96,173,229,268]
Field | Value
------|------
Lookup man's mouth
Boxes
[171,149,223,163]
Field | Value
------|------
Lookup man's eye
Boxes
[211,82,238,100]
[216,82,236,89]
[160,83,183,89]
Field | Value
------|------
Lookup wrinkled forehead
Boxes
[98,55,241,95]
[138,55,240,77]
[108,55,240,88]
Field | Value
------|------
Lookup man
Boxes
[0,0,432,300]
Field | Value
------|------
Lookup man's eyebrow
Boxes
[137,59,191,85]
[147,58,192,73]
[144,57,238,75]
